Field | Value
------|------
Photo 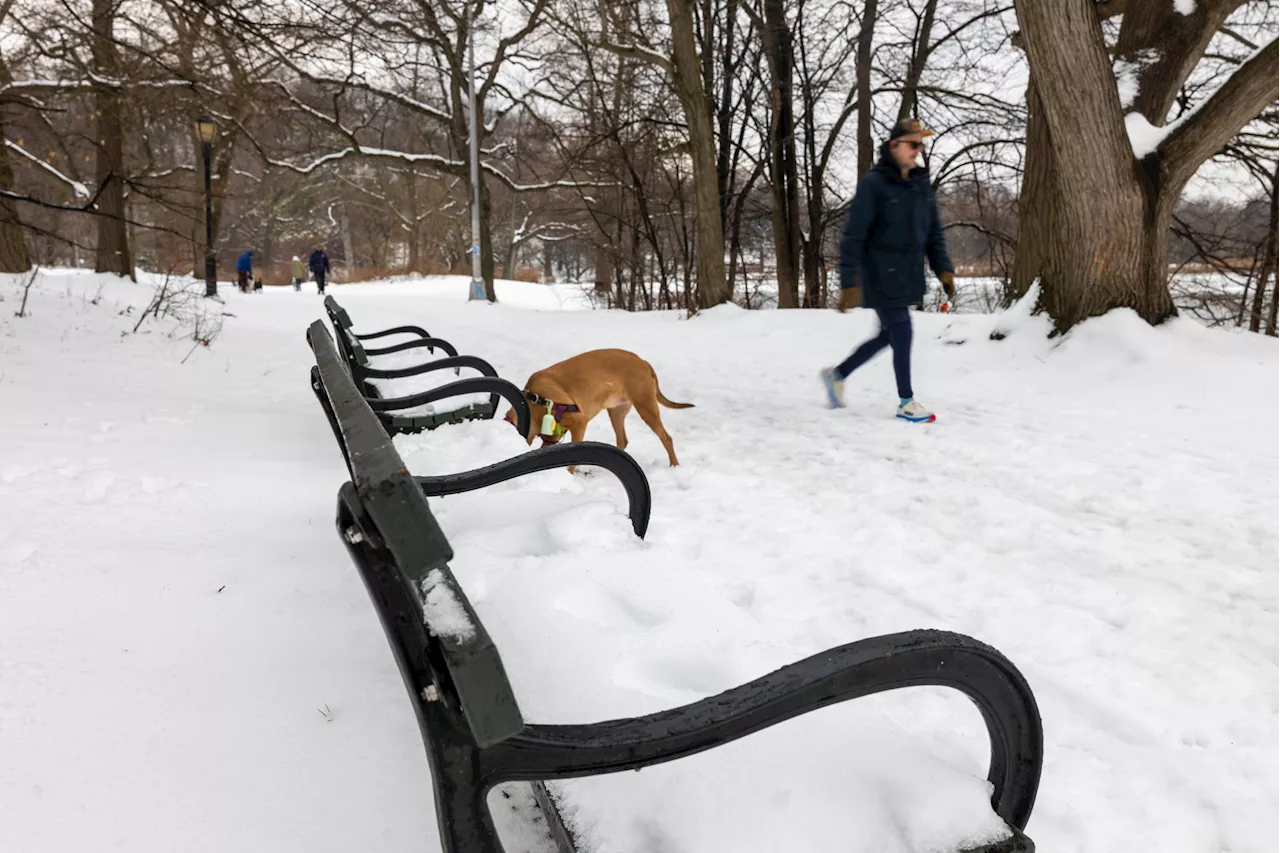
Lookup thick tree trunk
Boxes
[0,125,30,273]
[1013,0,1276,333]
[91,0,132,278]
[666,0,729,310]
[855,0,879,179]
[0,54,31,272]
[479,177,497,300]
[1013,0,1175,332]
[761,0,803,309]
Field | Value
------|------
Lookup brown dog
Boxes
[503,349,693,471]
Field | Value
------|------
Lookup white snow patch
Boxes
[1173,0,1195,14]
[421,569,477,643]
[988,282,1046,339]
[1114,49,1161,110]
[1126,112,1170,159]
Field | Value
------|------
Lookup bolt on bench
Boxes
[307,319,1044,853]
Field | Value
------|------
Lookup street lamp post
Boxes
[466,10,486,302]
[195,116,218,297]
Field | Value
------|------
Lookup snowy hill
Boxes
[1,269,1276,853]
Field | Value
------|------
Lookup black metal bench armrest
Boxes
[365,376,530,434]
[362,336,460,358]
[483,629,1042,832]
[355,324,433,341]
[415,441,652,539]
[367,354,499,381]
[359,350,480,380]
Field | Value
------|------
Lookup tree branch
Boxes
[595,41,675,76]
[1161,38,1279,193]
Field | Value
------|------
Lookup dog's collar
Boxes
[524,390,580,414]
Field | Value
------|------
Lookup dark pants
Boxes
[835,307,913,400]
[314,270,326,293]
[237,270,250,292]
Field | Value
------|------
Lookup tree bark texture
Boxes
[761,0,803,308]
[92,0,133,277]
[0,116,31,272]
[666,0,729,309]
[855,0,878,179]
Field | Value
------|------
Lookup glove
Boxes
[940,271,956,300]
[838,287,860,313]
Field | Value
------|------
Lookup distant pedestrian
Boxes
[236,250,255,293]
[291,256,306,292]
[819,118,956,424]
[308,245,331,294]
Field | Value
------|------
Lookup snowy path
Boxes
[1,271,1276,852]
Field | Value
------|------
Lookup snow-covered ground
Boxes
[1,270,1276,853]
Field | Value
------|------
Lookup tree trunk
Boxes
[406,171,421,273]
[479,177,497,300]
[761,0,803,309]
[855,0,879,179]
[665,0,729,310]
[1010,82,1054,304]
[0,124,30,273]
[91,0,132,278]
[1251,168,1278,333]
[897,0,937,121]
[339,204,356,277]
[1013,0,1170,332]
[1013,0,1277,333]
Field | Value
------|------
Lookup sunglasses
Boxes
[896,140,925,151]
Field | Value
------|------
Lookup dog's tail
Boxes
[652,367,694,409]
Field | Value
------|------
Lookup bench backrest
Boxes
[308,320,525,747]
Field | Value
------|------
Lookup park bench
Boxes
[323,296,530,437]
[307,318,1044,853]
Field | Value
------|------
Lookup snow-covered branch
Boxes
[4,140,90,199]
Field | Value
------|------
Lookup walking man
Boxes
[820,118,956,423]
[236,250,255,294]
[308,245,331,294]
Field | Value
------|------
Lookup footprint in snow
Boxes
[83,473,115,503]
[552,585,665,630]
[1,539,39,574]
[611,653,739,704]
[1,466,36,485]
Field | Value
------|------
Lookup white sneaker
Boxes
[820,368,846,409]
[896,400,936,423]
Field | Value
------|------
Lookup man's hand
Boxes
[838,287,860,313]
[940,271,956,300]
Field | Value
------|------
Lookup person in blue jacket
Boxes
[236,250,254,293]
[819,118,957,423]
[308,246,331,294]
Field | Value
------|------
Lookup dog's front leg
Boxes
[565,418,587,475]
